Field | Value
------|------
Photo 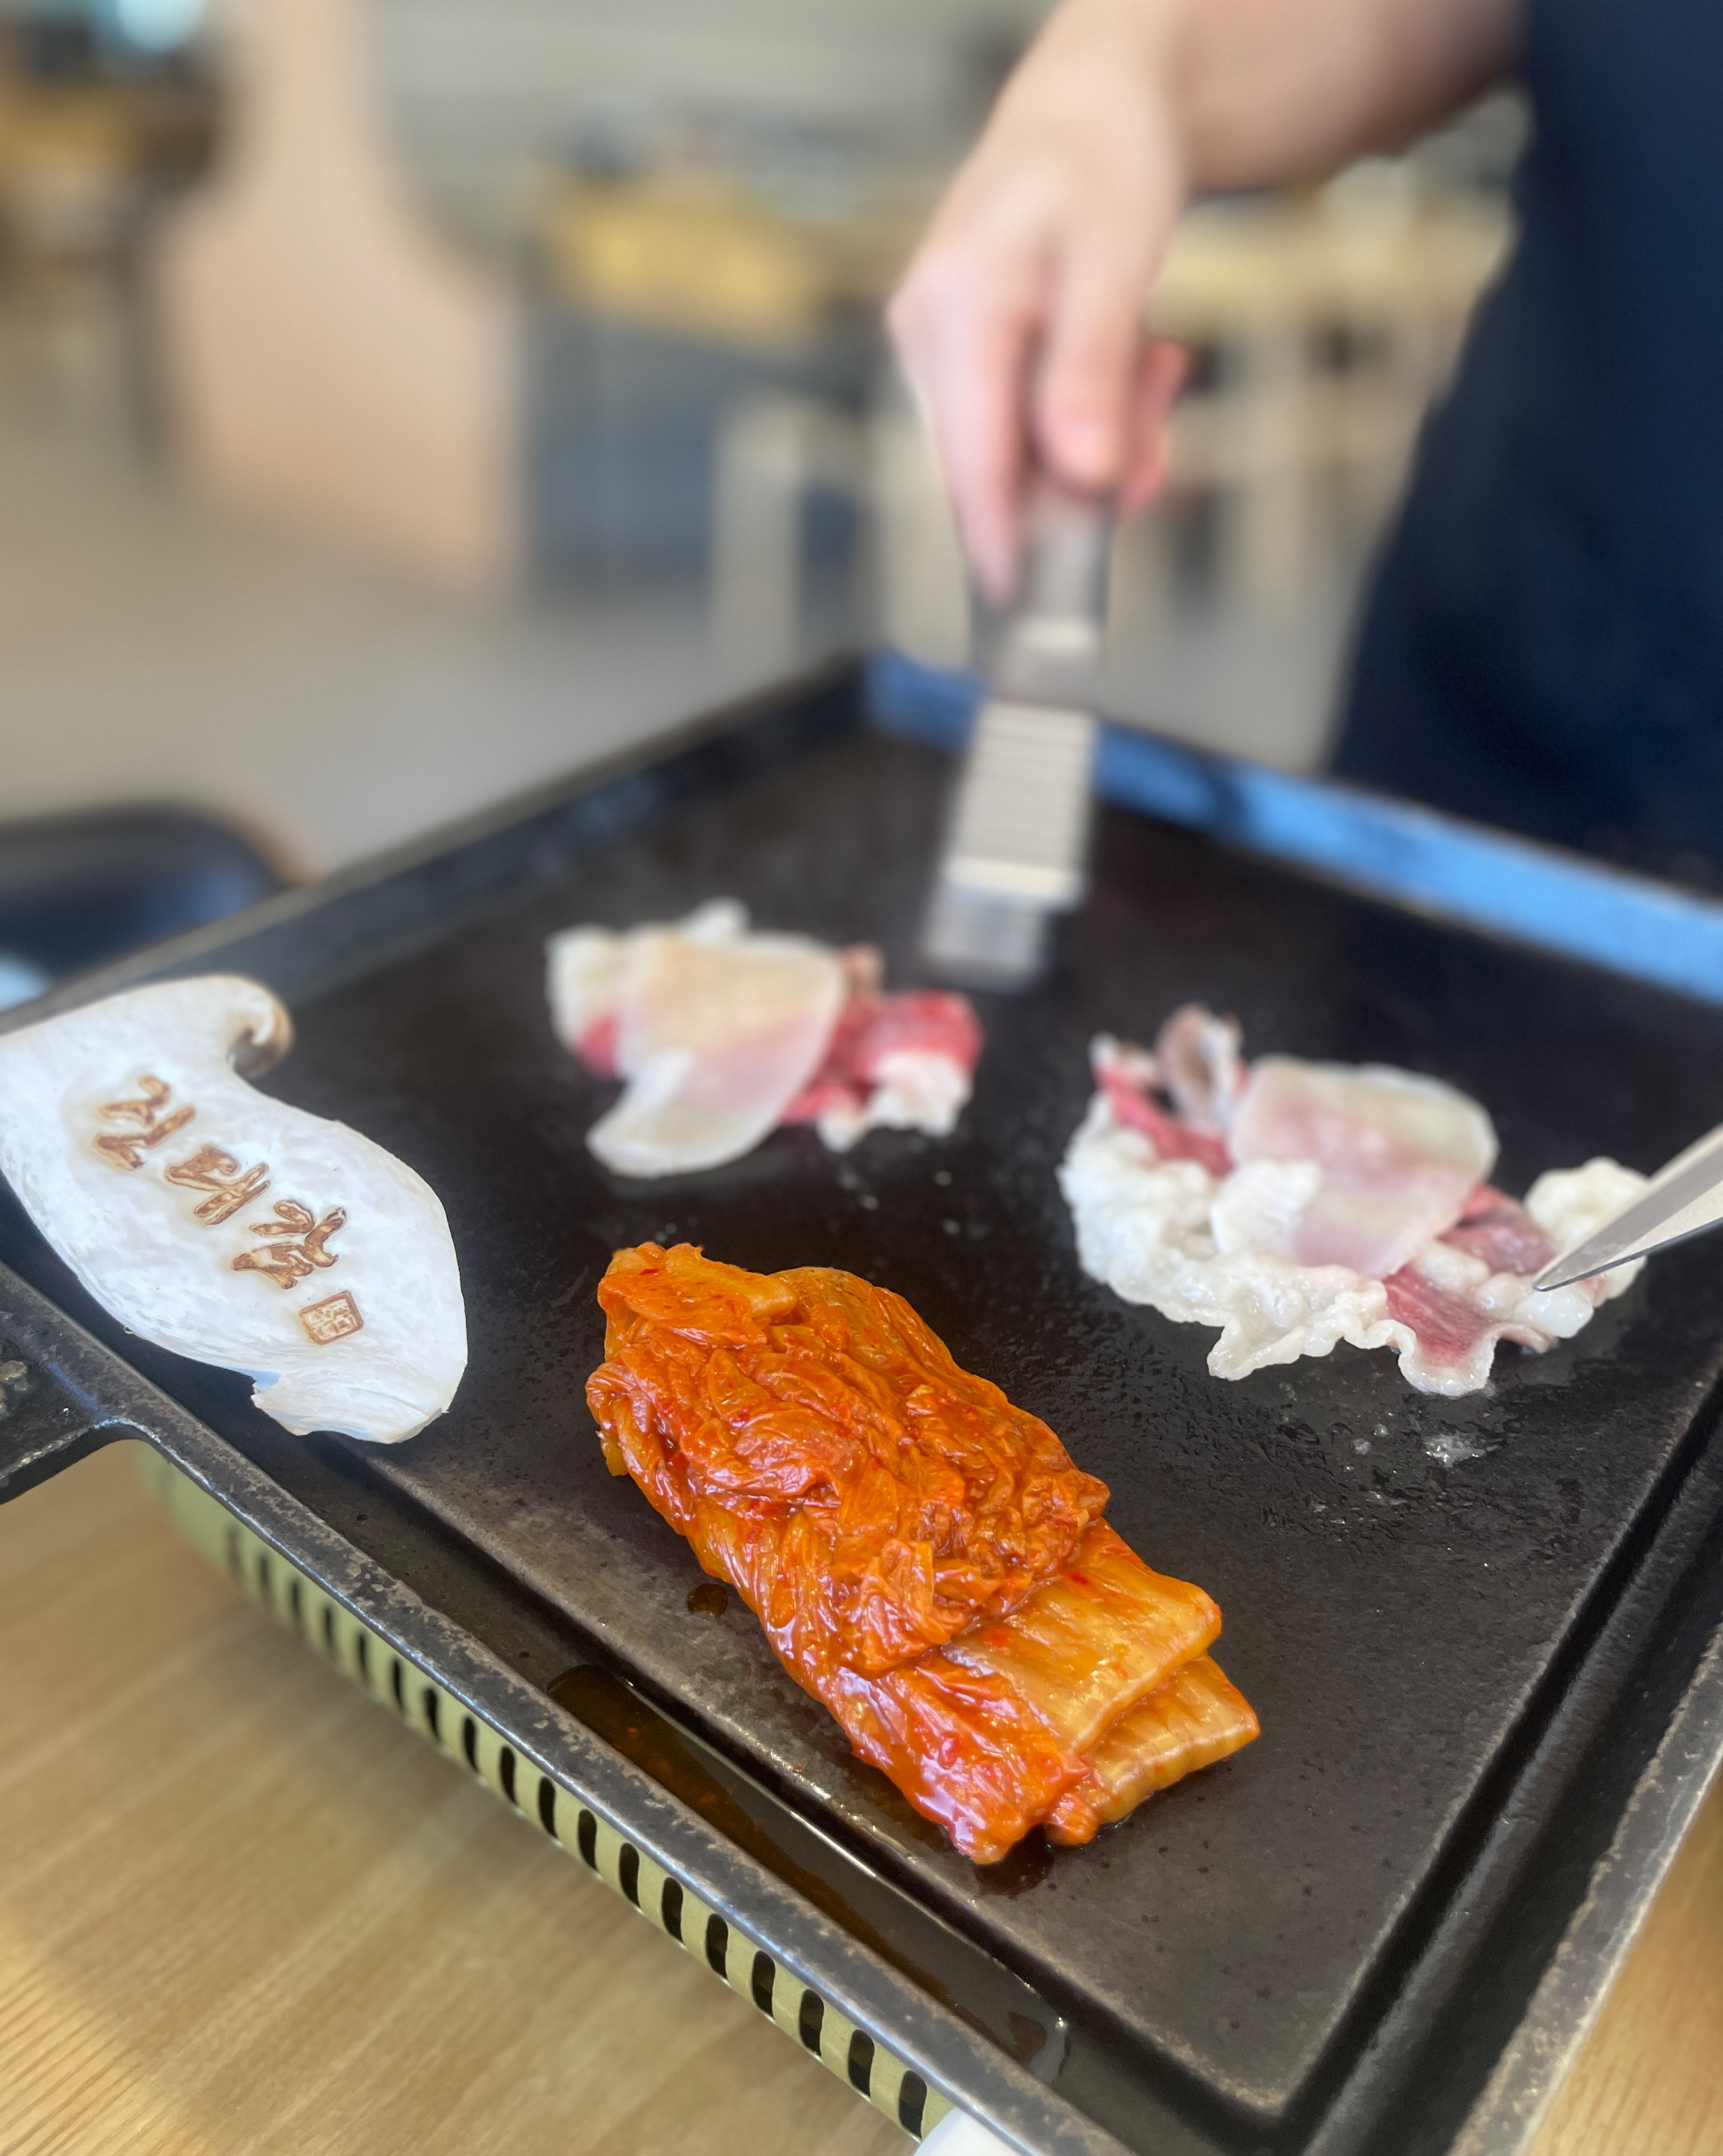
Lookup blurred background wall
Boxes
[0,0,1520,1001]
[373,0,1045,242]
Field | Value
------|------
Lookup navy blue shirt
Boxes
[1332,0,1723,871]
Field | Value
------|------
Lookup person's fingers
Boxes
[1119,337,1191,513]
[1031,224,1161,497]
[888,58,1182,597]
[890,251,1043,604]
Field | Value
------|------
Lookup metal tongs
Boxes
[921,483,1113,990]
[1536,1120,1723,1291]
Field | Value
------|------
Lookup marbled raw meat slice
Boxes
[1378,1254,1550,1395]
[1093,1035,1233,1176]
[1062,1098,1397,1379]
[1442,1185,1555,1274]
[1153,1004,1244,1131]
[547,904,980,1173]
[782,946,983,1152]
[544,918,636,1077]
[1377,1164,1644,1394]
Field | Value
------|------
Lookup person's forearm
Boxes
[1172,0,1520,191]
[1025,0,1520,201]
[888,0,1522,594]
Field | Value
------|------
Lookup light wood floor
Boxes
[1,1443,1717,2156]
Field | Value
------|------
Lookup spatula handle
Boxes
[1019,479,1114,623]
[992,482,1114,704]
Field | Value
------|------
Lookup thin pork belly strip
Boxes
[1440,1185,1555,1274]
[589,912,845,1178]
[1093,1036,1233,1176]
[587,1244,1244,1861]
[1229,1054,1497,1277]
[1045,1657,1261,1846]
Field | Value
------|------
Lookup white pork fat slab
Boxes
[0,977,466,1443]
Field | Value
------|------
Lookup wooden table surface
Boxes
[3,1443,1719,2156]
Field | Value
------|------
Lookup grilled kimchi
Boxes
[588,1244,1256,1861]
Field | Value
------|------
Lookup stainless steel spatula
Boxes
[921,485,1112,990]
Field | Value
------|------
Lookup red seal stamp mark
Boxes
[300,1290,364,1345]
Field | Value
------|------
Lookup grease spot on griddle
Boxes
[687,1580,730,1617]
[974,1830,1056,1897]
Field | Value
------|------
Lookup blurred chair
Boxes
[0,27,135,400]
[544,175,838,356]
[155,0,517,586]
[1150,187,1507,614]
[534,165,877,591]
[867,391,971,673]
[709,390,867,674]
[0,807,282,1010]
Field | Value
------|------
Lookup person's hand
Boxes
[891,0,1519,601]
[888,0,1191,601]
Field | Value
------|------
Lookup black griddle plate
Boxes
[6,666,1723,2156]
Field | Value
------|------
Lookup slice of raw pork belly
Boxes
[547,902,980,1177]
[1061,1004,1648,1396]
